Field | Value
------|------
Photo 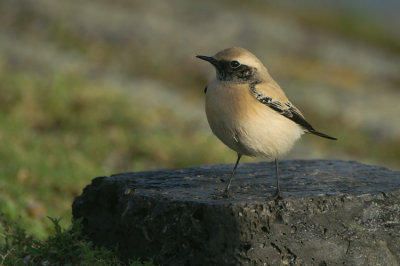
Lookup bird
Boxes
[196,47,337,199]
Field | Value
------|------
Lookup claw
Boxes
[272,189,282,200]
[223,189,231,198]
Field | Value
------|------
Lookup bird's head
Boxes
[196,47,268,83]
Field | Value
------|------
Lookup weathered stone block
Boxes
[72,160,400,265]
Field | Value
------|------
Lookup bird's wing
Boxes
[249,81,337,140]
[250,84,312,130]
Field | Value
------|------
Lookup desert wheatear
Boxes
[197,47,337,198]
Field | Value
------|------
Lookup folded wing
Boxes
[250,82,337,140]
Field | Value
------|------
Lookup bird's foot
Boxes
[223,188,231,198]
[272,189,283,200]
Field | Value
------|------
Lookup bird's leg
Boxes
[272,158,282,199]
[224,153,242,197]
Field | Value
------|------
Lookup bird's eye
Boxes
[230,60,240,68]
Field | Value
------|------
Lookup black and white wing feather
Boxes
[250,85,337,140]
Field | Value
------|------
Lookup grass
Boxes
[233,1,400,54]
[0,62,235,239]
[0,215,154,265]
[0,64,233,262]
[293,7,400,54]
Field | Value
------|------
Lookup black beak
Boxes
[196,55,219,67]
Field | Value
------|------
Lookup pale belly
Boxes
[205,83,303,158]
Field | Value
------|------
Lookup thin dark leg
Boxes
[224,153,242,197]
[272,158,282,199]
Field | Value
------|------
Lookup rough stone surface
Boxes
[72,160,400,265]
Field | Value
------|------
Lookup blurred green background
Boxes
[0,0,399,238]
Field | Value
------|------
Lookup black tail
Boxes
[309,129,337,140]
